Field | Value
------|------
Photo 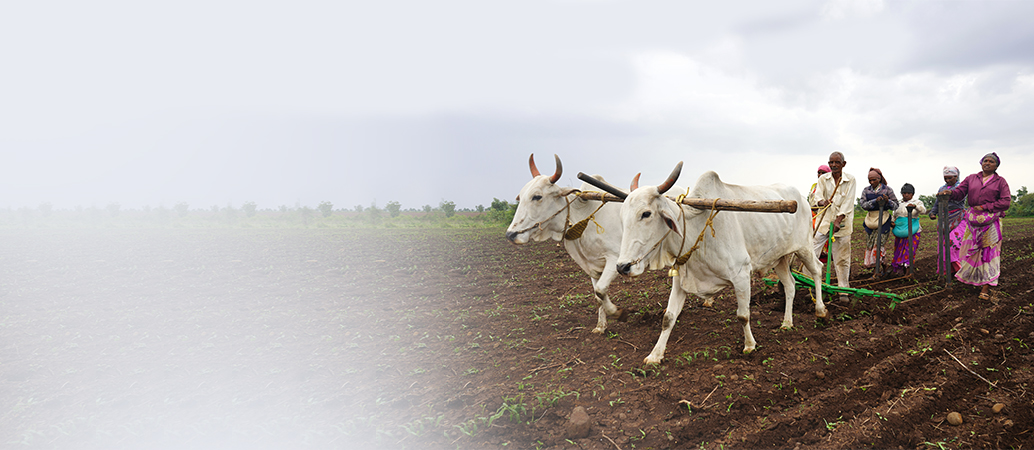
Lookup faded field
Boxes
[2,220,1033,449]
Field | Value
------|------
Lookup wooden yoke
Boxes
[574,186,797,214]
[673,197,797,213]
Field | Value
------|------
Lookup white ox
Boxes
[506,154,671,334]
[613,163,827,364]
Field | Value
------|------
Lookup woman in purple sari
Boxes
[941,153,1011,300]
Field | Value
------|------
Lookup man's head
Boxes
[828,152,846,176]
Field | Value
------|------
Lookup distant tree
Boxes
[1013,186,1028,203]
[1013,186,1033,217]
[476,204,485,213]
[279,205,289,213]
[224,204,238,220]
[440,200,456,218]
[38,202,53,217]
[318,201,334,218]
[918,194,936,212]
[422,205,432,213]
[368,201,381,219]
[107,203,121,217]
[156,205,169,220]
[488,198,516,223]
[386,201,401,218]
[175,202,189,217]
[242,201,258,218]
[490,198,510,211]
[210,205,219,214]
[354,204,364,213]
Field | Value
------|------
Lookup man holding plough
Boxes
[810,152,857,301]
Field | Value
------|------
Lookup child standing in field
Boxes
[891,183,926,275]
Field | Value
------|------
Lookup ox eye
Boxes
[532,195,542,201]
[641,211,651,219]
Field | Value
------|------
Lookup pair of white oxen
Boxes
[505,154,828,365]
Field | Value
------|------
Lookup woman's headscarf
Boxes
[942,166,959,177]
[868,167,888,186]
[818,164,831,174]
[981,152,1000,167]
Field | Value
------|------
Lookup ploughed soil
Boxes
[2,222,1034,449]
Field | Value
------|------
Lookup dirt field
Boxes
[2,221,1033,449]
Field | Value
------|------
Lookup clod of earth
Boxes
[947,412,963,426]
[566,406,591,439]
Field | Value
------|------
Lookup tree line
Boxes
[5,198,520,227]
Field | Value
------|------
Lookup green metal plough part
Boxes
[761,222,903,310]
[762,272,904,310]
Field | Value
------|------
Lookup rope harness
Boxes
[668,197,720,277]
[509,190,608,241]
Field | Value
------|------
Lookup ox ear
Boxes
[658,203,681,236]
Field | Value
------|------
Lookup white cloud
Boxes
[820,0,885,21]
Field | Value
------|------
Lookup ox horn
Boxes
[528,153,563,184]
[528,154,541,178]
[630,173,641,191]
[577,172,627,200]
[656,161,683,195]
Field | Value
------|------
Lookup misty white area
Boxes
[0,229,377,449]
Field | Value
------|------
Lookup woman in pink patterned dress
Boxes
[940,153,1011,300]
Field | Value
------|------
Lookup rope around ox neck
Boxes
[668,197,720,278]
[626,196,720,278]
[563,198,607,240]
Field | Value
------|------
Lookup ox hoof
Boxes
[643,355,663,365]
[591,327,605,334]
[815,308,828,319]
[742,347,755,355]
[702,299,714,308]
[612,309,629,322]
[779,322,793,330]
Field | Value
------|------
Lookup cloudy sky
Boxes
[2,0,1033,211]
